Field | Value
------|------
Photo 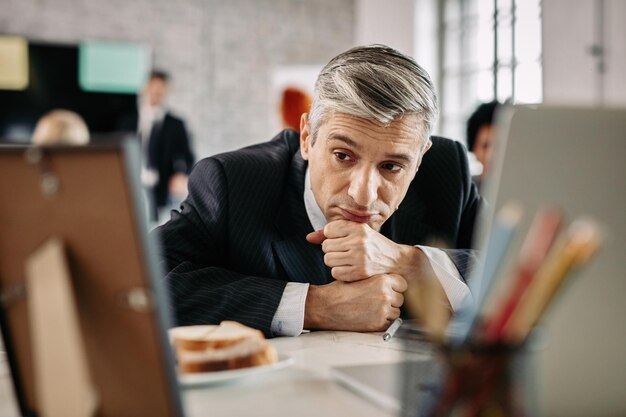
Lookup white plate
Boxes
[178,354,294,388]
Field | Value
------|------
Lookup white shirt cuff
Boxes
[271,282,309,336]
[416,245,472,312]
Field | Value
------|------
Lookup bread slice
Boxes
[170,321,262,351]
[171,321,278,373]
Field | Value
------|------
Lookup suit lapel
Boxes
[272,152,334,285]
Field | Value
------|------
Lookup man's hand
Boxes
[168,173,189,199]
[307,220,409,281]
[305,219,452,333]
[303,274,408,331]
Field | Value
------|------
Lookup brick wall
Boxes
[1,0,355,158]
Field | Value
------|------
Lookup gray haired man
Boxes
[157,45,479,337]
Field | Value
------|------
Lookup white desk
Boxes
[0,331,432,417]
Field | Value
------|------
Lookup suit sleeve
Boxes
[154,158,286,337]
[171,119,195,174]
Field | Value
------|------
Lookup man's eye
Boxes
[334,152,352,161]
[381,163,402,172]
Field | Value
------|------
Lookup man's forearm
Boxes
[395,244,453,311]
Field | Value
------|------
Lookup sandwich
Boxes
[170,321,278,373]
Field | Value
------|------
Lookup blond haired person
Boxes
[32,109,90,145]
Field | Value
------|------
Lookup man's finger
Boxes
[331,266,363,282]
[389,274,409,293]
[306,230,326,244]
[387,307,401,321]
[390,291,404,308]
[321,236,351,253]
[323,219,360,239]
[323,251,351,268]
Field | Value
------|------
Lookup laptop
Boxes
[332,358,444,414]
[475,105,626,417]
[332,106,626,417]
[0,140,184,417]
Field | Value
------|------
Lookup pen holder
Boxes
[428,342,535,417]
[400,336,539,417]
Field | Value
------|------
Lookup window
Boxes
[434,0,542,143]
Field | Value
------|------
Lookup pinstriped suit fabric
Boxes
[155,130,480,337]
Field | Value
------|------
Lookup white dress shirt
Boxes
[138,103,165,187]
[270,167,471,336]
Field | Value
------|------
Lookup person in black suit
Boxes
[466,101,501,191]
[157,45,480,337]
[119,70,194,221]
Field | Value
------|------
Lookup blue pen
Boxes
[447,203,523,344]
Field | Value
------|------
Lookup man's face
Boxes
[473,124,494,175]
[300,112,431,232]
[144,77,168,107]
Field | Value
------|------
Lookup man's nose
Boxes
[348,167,380,207]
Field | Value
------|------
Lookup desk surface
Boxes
[0,331,430,417]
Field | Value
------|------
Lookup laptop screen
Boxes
[472,105,626,417]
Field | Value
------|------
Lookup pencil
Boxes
[483,206,563,342]
[505,219,602,342]
[448,203,523,345]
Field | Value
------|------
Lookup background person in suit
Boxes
[466,101,501,190]
[157,45,480,337]
[120,70,195,222]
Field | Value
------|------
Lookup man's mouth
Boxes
[338,207,379,223]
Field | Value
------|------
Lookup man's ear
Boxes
[413,139,432,177]
[422,139,432,155]
[300,113,311,161]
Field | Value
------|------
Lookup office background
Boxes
[1,0,625,159]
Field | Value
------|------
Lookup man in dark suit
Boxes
[157,45,480,337]
[466,101,501,191]
[120,70,194,221]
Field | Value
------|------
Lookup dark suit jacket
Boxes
[156,130,480,337]
[118,110,195,211]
